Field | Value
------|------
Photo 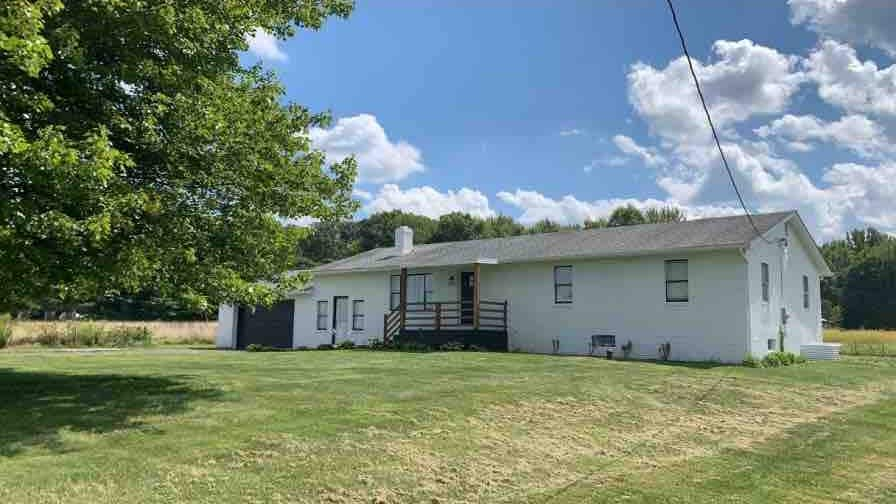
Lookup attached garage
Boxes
[234,300,295,349]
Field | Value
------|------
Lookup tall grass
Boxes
[824,328,896,356]
[5,320,216,347]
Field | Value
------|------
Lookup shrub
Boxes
[621,340,633,360]
[245,344,264,352]
[336,340,355,349]
[0,315,11,349]
[316,343,334,350]
[742,354,761,368]
[467,344,488,352]
[658,342,671,361]
[439,341,464,352]
[749,351,806,368]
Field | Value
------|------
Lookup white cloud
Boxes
[790,0,896,56]
[755,113,891,158]
[495,189,741,227]
[559,128,584,136]
[822,162,896,229]
[310,114,425,183]
[804,40,896,116]
[627,39,804,144]
[365,184,495,219]
[352,188,373,201]
[245,30,288,62]
[612,134,667,166]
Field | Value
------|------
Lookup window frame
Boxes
[802,275,809,309]
[352,299,365,330]
[761,262,770,302]
[664,259,689,303]
[553,265,573,304]
[390,273,433,310]
[316,300,328,330]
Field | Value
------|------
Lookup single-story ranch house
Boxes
[216,211,833,362]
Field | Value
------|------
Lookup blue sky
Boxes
[244,0,896,241]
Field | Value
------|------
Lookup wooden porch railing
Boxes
[383,299,508,342]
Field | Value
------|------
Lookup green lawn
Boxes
[0,349,894,503]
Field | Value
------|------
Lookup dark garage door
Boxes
[236,300,295,349]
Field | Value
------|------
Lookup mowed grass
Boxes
[7,320,216,346]
[0,349,895,503]
[825,328,896,356]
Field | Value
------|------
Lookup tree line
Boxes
[296,204,686,267]
[820,228,896,329]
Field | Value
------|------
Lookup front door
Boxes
[460,272,475,325]
[332,296,349,344]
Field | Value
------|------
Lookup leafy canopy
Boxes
[0,0,357,312]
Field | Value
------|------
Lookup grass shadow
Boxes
[0,368,222,457]
[643,359,733,369]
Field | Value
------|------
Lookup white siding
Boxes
[479,251,750,363]
[215,304,237,349]
[745,220,823,356]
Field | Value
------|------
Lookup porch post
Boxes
[473,262,481,330]
[399,267,408,331]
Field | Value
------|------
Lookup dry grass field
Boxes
[825,328,896,356]
[6,320,216,346]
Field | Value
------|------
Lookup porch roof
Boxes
[313,211,800,274]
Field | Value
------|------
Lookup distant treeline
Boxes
[295,205,685,266]
[821,228,896,329]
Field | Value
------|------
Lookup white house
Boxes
[216,211,833,363]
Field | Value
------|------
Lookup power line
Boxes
[664,0,772,244]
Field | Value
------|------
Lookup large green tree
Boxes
[1,0,357,312]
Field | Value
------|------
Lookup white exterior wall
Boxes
[479,251,750,363]
[744,220,823,356]
[215,304,238,349]
[293,271,391,348]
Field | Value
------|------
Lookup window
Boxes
[554,266,573,304]
[767,338,776,351]
[352,300,364,330]
[316,300,328,330]
[390,273,433,310]
[593,334,615,347]
[390,275,400,310]
[664,260,688,302]
[761,262,770,302]
[803,275,809,309]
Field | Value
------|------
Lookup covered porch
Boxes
[383,262,508,348]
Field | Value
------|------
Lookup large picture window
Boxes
[665,260,688,302]
[554,266,573,304]
[352,300,365,330]
[316,300,328,330]
[390,273,433,310]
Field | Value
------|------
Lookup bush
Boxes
[0,315,11,349]
[336,340,355,349]
[746,351,806,368]
[621,340,633,360]
[25,323,153,348]
[439,341,464,352]
[245,344,264,352]
[316,343,334,350]
[658,342,671,361]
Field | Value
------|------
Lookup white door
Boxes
[333,297,349,343]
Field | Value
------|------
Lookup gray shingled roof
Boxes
[313,211,796,274]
